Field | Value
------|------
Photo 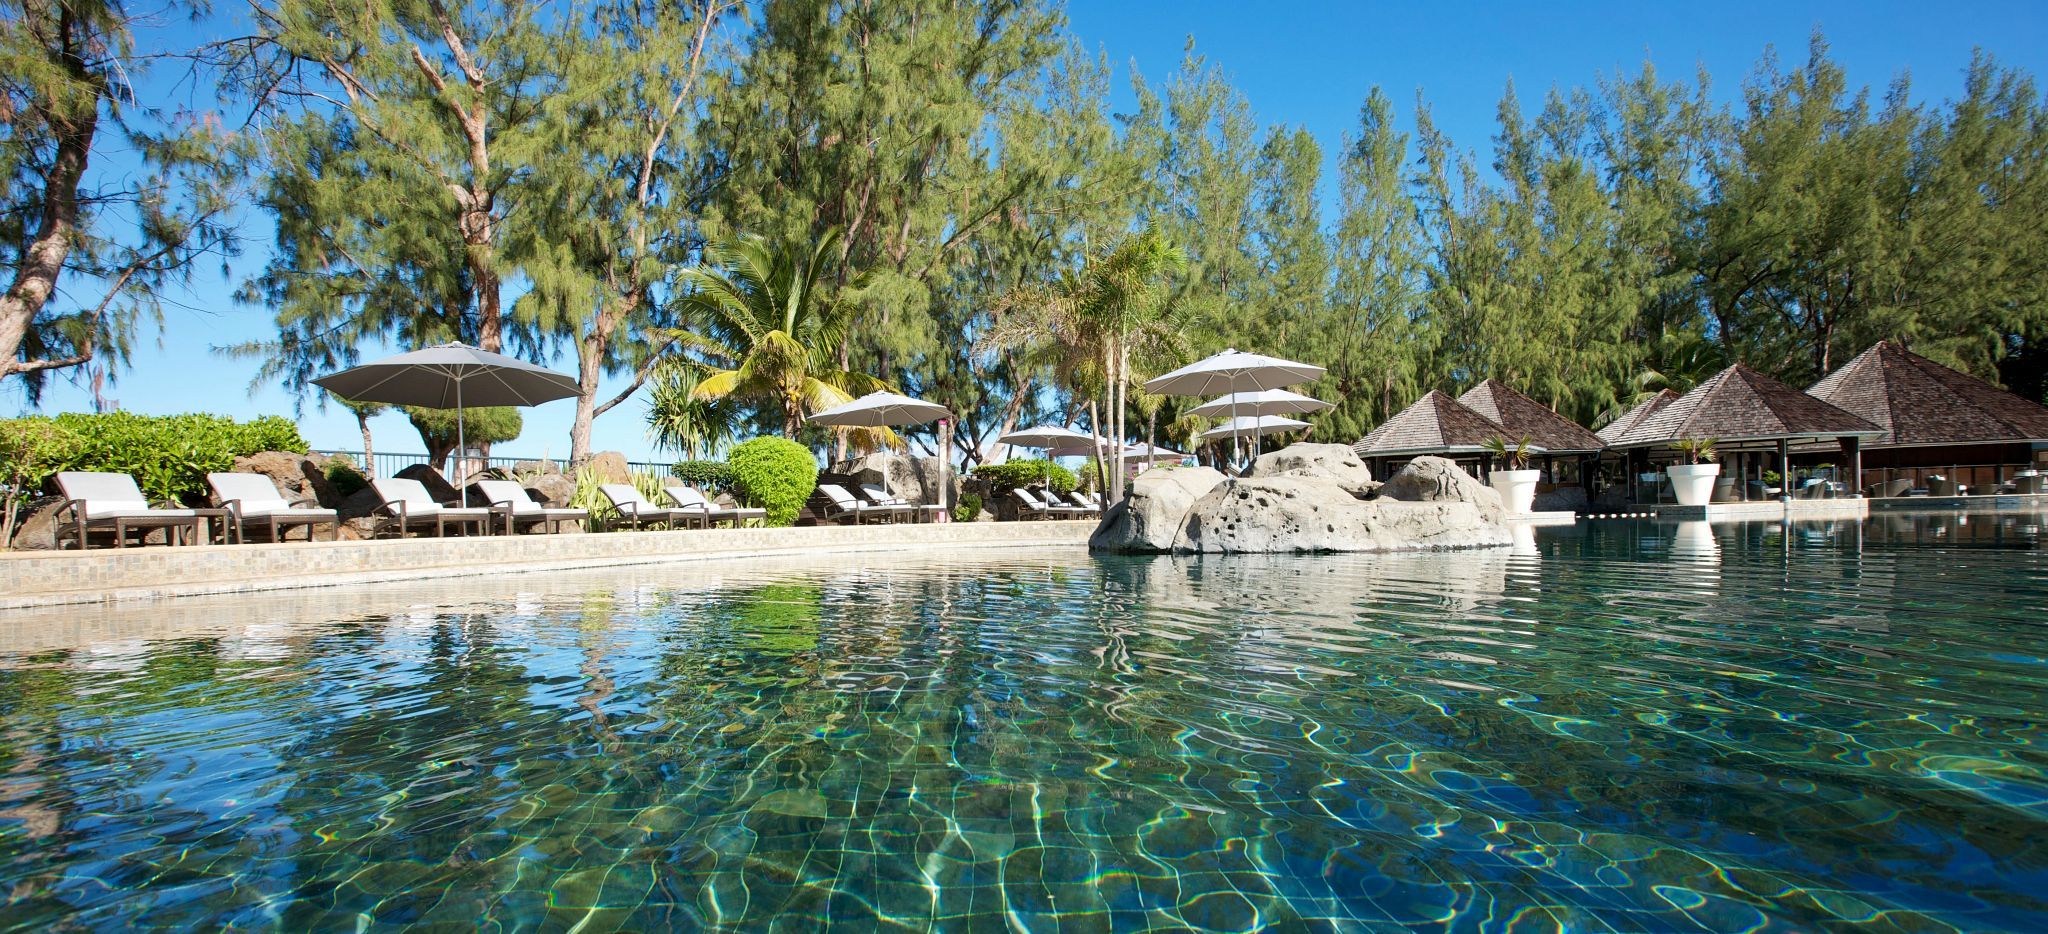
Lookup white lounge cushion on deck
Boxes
[373,478,490,518]
[56,471,196,519]
[600,483,679,519]
[474,479,584,517]
[207,472,337,519]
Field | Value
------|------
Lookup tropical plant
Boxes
[1483,436,1535,470]
[971,460,1077,495]
[646,368,741,459]
[668,231,890,440]
[569,464,619,528]
[979,229,1192,500]
[405,407,523,473]
[669,460,735,492]
[952,492,983,524]
[1671,438,1720,465]
[726,436,818,526]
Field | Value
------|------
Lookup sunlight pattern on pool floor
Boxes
[0,516,2044,930]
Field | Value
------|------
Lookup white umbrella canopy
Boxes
[805,390,950,427]
[1189,388,1334,419]
[1119,442,1188,463]
[1200,415,1311,442]
[312,342,580,479]
[1143,348,1325,397]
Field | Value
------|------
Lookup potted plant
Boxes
[1666,438,1721,506]
[1483,436,1541,515]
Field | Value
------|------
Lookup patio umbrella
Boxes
[1188,388,1333,419]
[1145,349,1325,472]
[808,391,954,519]
[996,425,1095,492]
[312,342,579,479]
[1119,442,1188,464]
[1199,415,1312,441]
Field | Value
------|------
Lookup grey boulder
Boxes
[1088,465,1226,553]
[1249,442,1379,497]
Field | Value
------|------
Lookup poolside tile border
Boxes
[0,521,1096,609]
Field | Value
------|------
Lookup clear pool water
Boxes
[1,514,2044,930]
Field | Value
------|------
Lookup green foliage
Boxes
[322,457,368,498]
[952,492,983,524]
[972,459,1076,495]
[406,406,523,468]
[1671,438,1720,465]
[1483,436,1535,470]
[1,418,81,545]
[3,412,309,503]
[647,369,742,460]
[669,460,735,491]
[725,437,818,527]
[569,464,618,528]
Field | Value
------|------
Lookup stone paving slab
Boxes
[0,521,1095,609]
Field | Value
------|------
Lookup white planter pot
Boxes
[1488,469,1541,515]
[1666,463,1722,507]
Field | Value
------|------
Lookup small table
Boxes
[188,507,237,545]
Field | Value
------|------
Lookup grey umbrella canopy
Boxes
[809,391,955,518]
[1200,415,1312,441]
[312,342,579,479]
[805,391,951,428]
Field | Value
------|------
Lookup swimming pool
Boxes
[1,515,2043,929]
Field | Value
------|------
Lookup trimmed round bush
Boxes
[970,459,1076,495]
[726,437,818,527]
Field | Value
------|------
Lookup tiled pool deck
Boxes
[0,520,1096,609]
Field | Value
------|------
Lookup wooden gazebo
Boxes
[1351,390,1529,478]
[1604,364,1882,502]
[1808,341,2048,495]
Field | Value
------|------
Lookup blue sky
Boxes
[12,0,2048,460]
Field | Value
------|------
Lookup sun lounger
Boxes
[474,479,587,534]
[599,483,697,530]
[816,484,906,524]
[662,484,766,527]
[54,471,208,549]
[1927,477,1965,496]
[371,477,493,538]
[1863,478,1912,498]
[1063,491,1102,515]
[858,483,944,523]
[207,472,339,542]
[1012,488,1085,520]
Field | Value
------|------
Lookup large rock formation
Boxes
[1088,465,1226,552]
[1090,448,1510,555]
[832,452,951,504]
[585,451,634,485]
[1248,443,1378,497]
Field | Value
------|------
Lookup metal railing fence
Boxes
[313,450,678,481]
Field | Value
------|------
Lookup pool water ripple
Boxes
[0,517,2045,930]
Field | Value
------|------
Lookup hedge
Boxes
[669,459,735,491]
[0,412,310,503]
[726,437,817,527]
[970,459,1076,495]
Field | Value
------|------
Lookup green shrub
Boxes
[570,464,619,529]
[727,437,818,527]
[953,492,983,523]
[3,412,310,503]
[669,460,734,491]
[971,459,1075,495]
[322,457,369,498]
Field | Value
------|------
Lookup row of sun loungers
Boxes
[1013,488,1102,520]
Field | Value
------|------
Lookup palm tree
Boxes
[667,231,888,441]
[979,229,1190,500]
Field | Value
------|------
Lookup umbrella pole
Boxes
[455,377,466,485]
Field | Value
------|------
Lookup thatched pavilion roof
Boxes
[1808,340,2048,448]
[1352,390,1521,458]
[1596,389,1681,444]
[1457,379,1605,454]
[1606,364,1881,448]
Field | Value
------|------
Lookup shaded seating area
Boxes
[1602,364,1883,503]
[53,471,216,549]
[371,477,494,538]
[1808,341,2048,497]
[1457,379,1606,502]
[1012,488,1086,520]
[207,472,339,542]
[473,479,588,534]
[858,483,944,523]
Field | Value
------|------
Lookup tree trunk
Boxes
[1087,400,1108,496]
[0,13,98,380]
[358,412,377,478]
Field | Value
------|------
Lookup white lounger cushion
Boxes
[207,472,337,519]
[600,484,676,518]
[56,472,196,519]
[373,478,489,517]
[473,479,583,516]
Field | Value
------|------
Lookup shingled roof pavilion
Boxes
[1596,389,1680,446]
[1352,390,1515,459]
[1458,380,1606,454]
[1809,341,2048,495]
[1606,364,1882,503]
